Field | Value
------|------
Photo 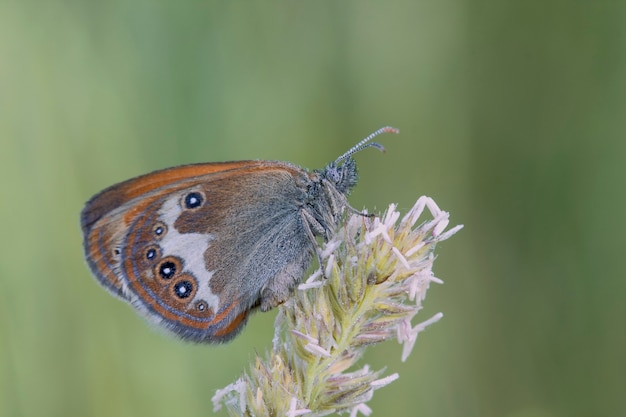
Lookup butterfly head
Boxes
[317,157,358,195]
[304,126,399,241]
[318,126,400,195]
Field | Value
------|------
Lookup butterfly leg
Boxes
[323,178,374,219]
[300,209,328,277]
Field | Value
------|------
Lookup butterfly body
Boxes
[81,127,397,343]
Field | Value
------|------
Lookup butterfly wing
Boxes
[82,161,315,342]
[81,161,259,300]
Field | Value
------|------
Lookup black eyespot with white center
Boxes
[146,248,157,260]
[159,261,176,279]
[153,222,167,238]
[183,192,204,209]
[196,300,208,311]
[173,280,193,299]
[154,257,182,283]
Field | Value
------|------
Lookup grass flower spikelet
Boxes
[213,196,462,416]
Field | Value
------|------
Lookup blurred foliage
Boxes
[0,1,624,417]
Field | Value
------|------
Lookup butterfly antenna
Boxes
[335,126,400,164]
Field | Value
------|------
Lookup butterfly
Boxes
[81,127,398,343]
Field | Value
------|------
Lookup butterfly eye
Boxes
[183,192,204,209]
[156,257,180,280]
[173,280,194,299]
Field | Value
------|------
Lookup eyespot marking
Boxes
[155,257,181,281]
[173,280,194,299]
[153,222,167,238]
[183,192,204,209]
[160,262,176,278]
[146,247,159,261]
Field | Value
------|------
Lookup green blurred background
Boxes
[1,1,624,416]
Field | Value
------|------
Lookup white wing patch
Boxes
[159,193,220,311]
